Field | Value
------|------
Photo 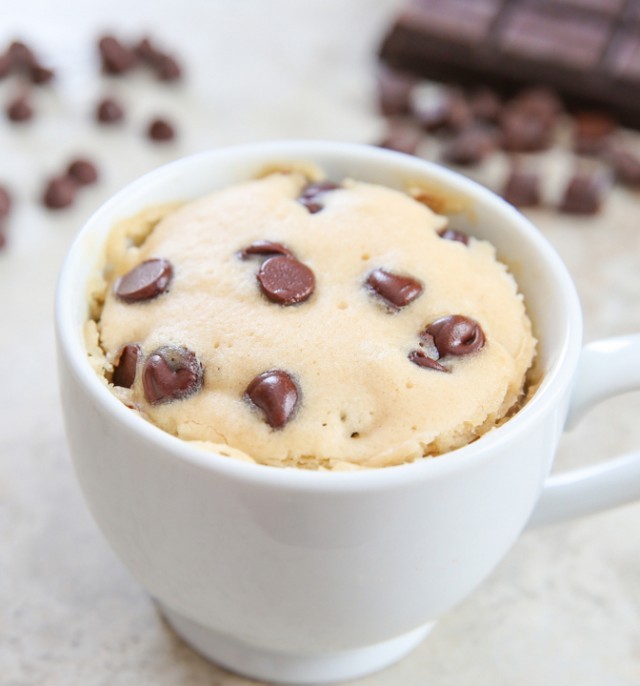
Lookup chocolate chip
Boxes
[500,109,552,153]
[30,64,54,85]
[142,345,203,405]
[510,87,562,124]
[298,180,339,214]
[378,119,423,156]
[469,87,502,123]
[98,36,136,75]
[133,37,158,62]
[559,171,608,215]
[438,228,469,245]
[6,95,33,122]
[42,176,75,209]
[502,167,542,208]
[441,127,496,166]
[147,118,175,142]
[424,315,485,357]
[240,240,294,260]
[96,97,124,123]
[113,344,141,388]
[154,54,181,81]
[245,369,300,429]
[7,41,36,69]
[257,256,315,305]
[67,159,98,186]
[0,186,12,217]
[408,350,448,372]
[573,112,616,156]
[115,258,173,303]
[608,148,640,188]
[366,268,423,309]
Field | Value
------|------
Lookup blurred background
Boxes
[1,1,639,685]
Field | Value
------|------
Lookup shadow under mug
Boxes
[55,141,640,684]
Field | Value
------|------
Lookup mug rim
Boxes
[55,140,583,491]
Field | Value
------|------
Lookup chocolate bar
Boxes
[379,0,640,128]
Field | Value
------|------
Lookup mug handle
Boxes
[527,334,640,528]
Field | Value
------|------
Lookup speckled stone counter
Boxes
[1,1,639,684]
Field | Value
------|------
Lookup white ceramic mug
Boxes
[55,141,640,685]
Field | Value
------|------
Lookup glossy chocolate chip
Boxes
[298,180,339,214]
[245,369,300,429]
[42,176,75,209]
[257,256,315,305]
[366,268,423,309]
[142,345,203,404]
[438,228,469,245]
[113,343,141,388]
[96,97,124,123]
[240,240,294,260]
[67,158,98,186]
[147,117,175,142]
[115,258,173,303]
[424,315,485,357]
[408,349,448,372]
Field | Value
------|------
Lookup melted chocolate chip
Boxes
[43,176,75,209]
[67,159,98,186]
[424,315,485,357]
[408,349,448,372]
[257,256,315,305]
[147,118,175,142]
[142,345,203,405]
[115,258,173,303]
[113,344,141,388]
[366,268,423,309]
[96,97,124,123]
[240,240,294,260]
[298,180,339,214]
[438,228,469,245]
[245,369,300,428]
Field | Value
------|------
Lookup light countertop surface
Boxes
[1,1,639,684]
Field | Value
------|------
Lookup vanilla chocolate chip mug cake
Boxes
[86,168,536,470]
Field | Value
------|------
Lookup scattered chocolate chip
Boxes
[510,87,562,125]
[502,167,542,208]
[257,256,315,305]
[67,159,98,186]
[42,176,75,209]
[7,41,36,69]
[240,240,294,260]
[115,258,173,303]
[424,315,485,357]
[376,66,417,116]
[573,112,616,156]
[438,228,469,245]
[500,108,552,153]
[298,180,339,213]
[441,127,496,166]
[147,117,175,142]
[0,186,12,217]
[113,343,141,388]
[98,35,136,75]
[30,64,54,85]
[154,54,181,81]
[469,87,502,123]
[133,37,157,63]
[6,94,33,122]
[142,345,203,405]
[96,97,124,124]
[559,171,608,215]
[608,148,640,188]
[378,119,423,156]
[366,268,423,309]
[245,369,300,429]
[408,349,448,372]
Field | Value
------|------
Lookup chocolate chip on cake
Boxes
[298,180,339,213]
[559,171,608,215]
[257,255,315,305]
[67,158,98,186]
[240,240,295,260]
[42,176,75,209]
[245,369,300,429]
[113,343,141,388]
[147,117,176,142]
[438,228,469,245]
[142,345,203,404]
[408,349,448,372]
[366,268,423,309]
[96,97,124,124]
[6,94,33,122]
[115,258,174,303]
[424,315,485,357]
